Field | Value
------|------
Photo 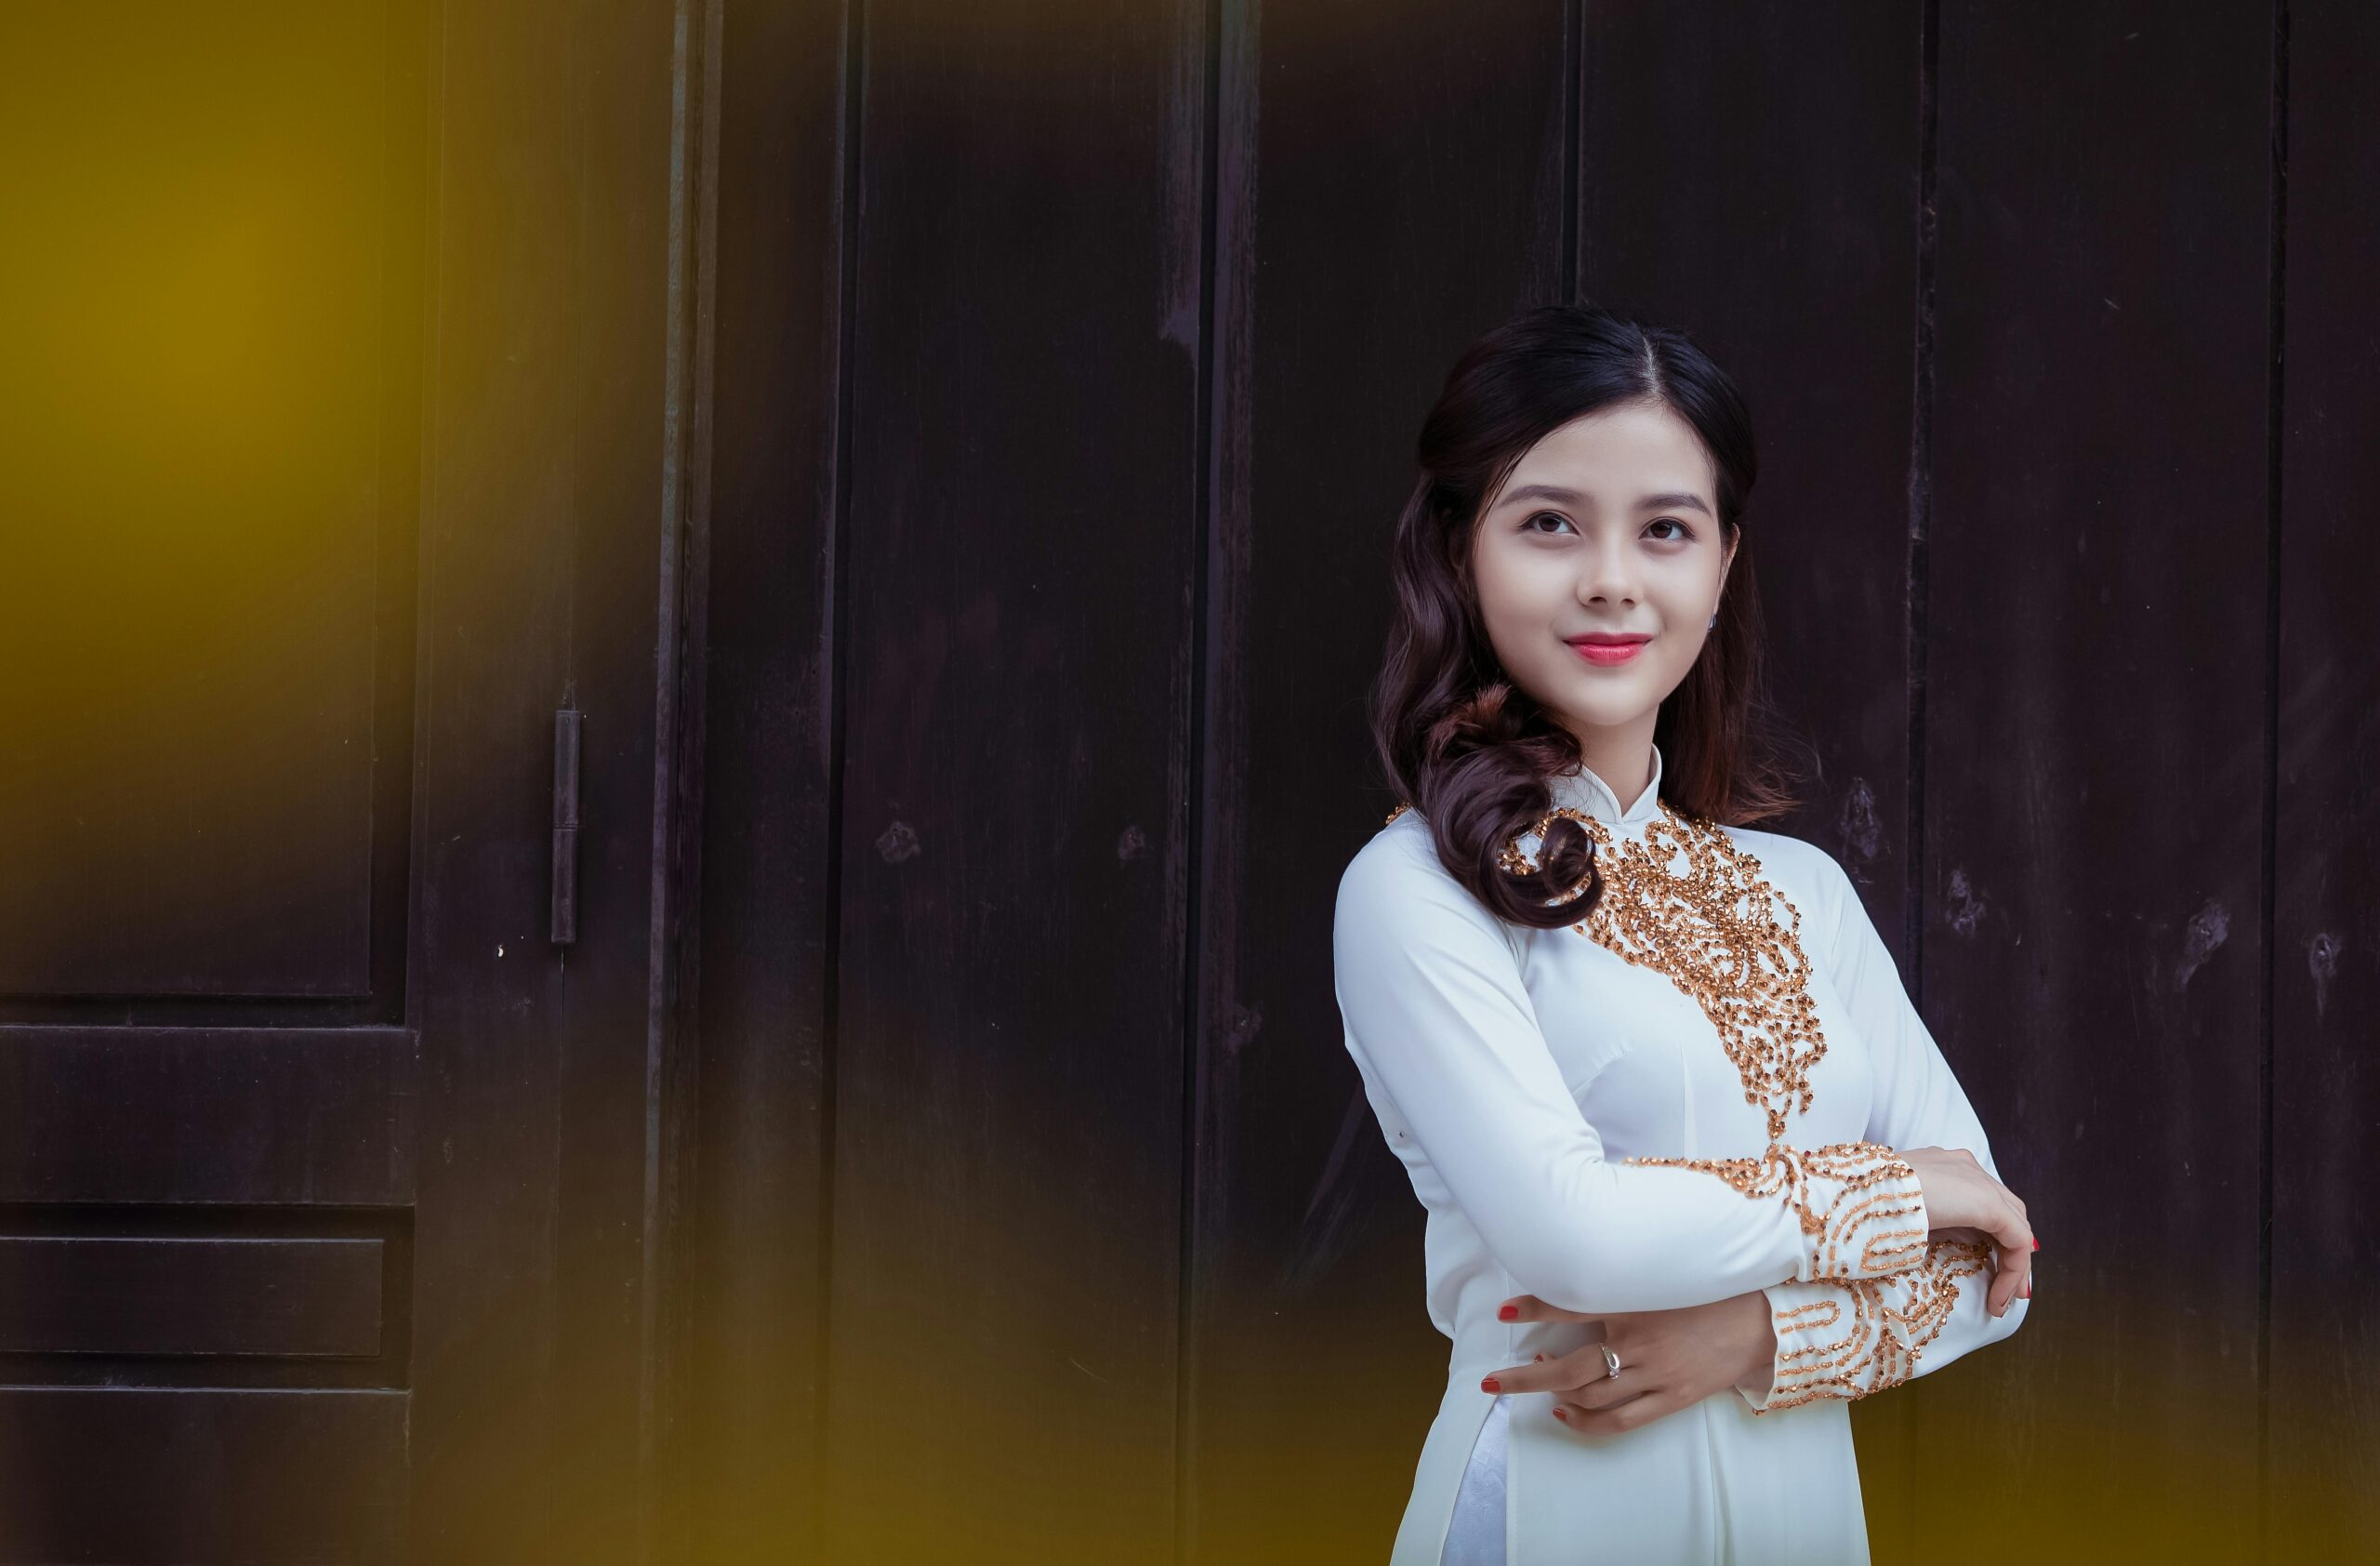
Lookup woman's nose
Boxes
[1580,548,1641,604]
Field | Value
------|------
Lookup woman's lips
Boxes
[1567,636,1649,667]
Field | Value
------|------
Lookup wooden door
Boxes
[0,3,704,1560]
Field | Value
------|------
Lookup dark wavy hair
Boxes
[1369,302,1806,929]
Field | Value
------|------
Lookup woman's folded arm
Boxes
[1730,849,2030,1413]
[1333,831,1930,1317]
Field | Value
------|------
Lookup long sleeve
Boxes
[1333,830,1929,1317]
[1733,849,2031,1413]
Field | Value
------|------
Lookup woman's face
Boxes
[1467,399,1736,746]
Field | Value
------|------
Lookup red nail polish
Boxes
[1498,1304,1519,1320]
[2030,1238,2040,1251]
[1480,1376,1501,1393]
[1552,1407,1567,1421]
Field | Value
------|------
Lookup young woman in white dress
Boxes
[1332,304,2037,1564]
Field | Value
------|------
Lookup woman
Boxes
[1331,304,2035,1565]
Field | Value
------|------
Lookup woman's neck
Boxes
[1561,722,1658,808]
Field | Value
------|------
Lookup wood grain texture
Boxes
[540,0,698,1559]
[1916,5,2274,1559]
[0,1027,416,1206]
[0,1388,405,1563]
[822,0,1206,1559]
[687,0,848,1559]
[2269,0,2380,1558]
[0,1235,384,1358]
[404,0,582,1553]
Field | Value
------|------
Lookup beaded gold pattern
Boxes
[1395,790,1937,1285]
[1752,1234,1995,1413]
[1626,1140,1929,1280]
[1501,800,1827,1145]
[1495,797,1931,1273]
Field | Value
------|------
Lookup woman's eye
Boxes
[1526,511,1575,535]
[1646,517,1693,541]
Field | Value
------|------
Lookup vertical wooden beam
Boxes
[408,0,579,1554]
[825,0,1207,1559]
[2270,0,2380,1558]
[688,0,852,1559]
[1921,7,2273,1559]
[541,0,694,1557]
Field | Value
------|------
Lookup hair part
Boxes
[1368,301,1808,928]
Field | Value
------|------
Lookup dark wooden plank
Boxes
[403,0,581,1552]
[403,0,714,1541]
[1568,6,1933,1548]
[2270,0,2380,1557]
[687,0,845,1556]
[1186,3,1570,1561]
[826,0,1205,1558]
[0,1026,416,1206]
[541,0,702,1560]
[1921,6,2273,1559]
[0,1387,404,1562]
[0,1235,382,1358]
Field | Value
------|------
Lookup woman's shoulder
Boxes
[1709,817,1859,918]
[1334,805,1518,950]
[1337,804,1455,905]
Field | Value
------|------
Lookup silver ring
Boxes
[1599,1343,1621,1380]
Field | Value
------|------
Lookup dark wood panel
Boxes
[0,1235,381,1358]
[826,0,1205,1558]
[403,0,580,1551]
[688,0,846,1556]
[0,1027,416,1205]
[2270,0,2380,1557]
[0,1387,404,1563]
[542,0,701,1559]
[0,2,424,1003]
[1923,6,2273,1559]
[1187,2,1570,1561]
[1570,6,1931,1547]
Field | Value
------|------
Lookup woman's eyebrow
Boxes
[1494,483,1585,509]
[1494,483,1712,517]
[1635,491,1713,517]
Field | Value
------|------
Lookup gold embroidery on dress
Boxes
[1514,801,1824,1145]
[1496,798,1927,1268]
[1752,1235,1994,1413]
[1623,1141,1929,1278]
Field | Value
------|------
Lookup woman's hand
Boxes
[1478,1292,1778,1436]
[1898,1145,2034,1315]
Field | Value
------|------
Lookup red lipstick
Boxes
[1566,633,1650,667]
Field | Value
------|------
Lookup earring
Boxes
[1708,611,1718,629]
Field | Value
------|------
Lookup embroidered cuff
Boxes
[1791,1141,1930,1282]
[1623,1139,1930,1282]
[1738,1235,1996,1413]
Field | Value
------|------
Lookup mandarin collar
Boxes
[1548,741,1665,828]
